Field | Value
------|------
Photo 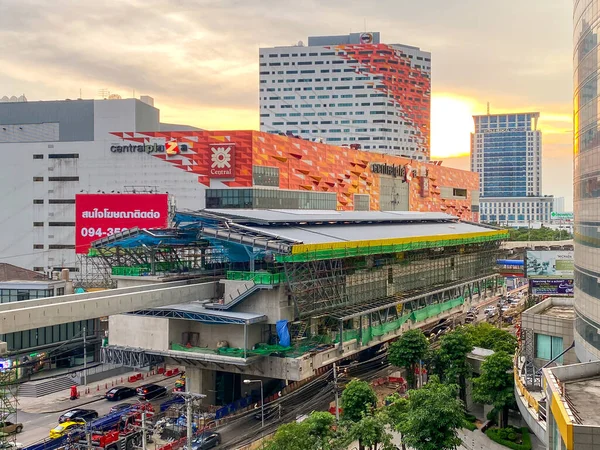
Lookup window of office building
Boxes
[253,166,280,187]
[535,333,563,363]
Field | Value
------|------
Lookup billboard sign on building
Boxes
[75,194,169,254]
[209,143,235,178]
[526,250,574,279]
[551,212,574,220]
[530,279,574,296]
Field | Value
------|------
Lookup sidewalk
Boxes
[17,367,183,414]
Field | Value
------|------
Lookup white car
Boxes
[484,306,497,316]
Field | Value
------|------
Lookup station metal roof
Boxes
[130,301,268,325]
[248,221,493,245]
[203,209,458,225]
[195,209,508,262]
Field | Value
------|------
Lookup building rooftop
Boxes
[0,263,47,282]
[564,377,600,426]
[544,360,600,426]
[540,305,575,320]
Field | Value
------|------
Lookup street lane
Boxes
[15,377,179,447]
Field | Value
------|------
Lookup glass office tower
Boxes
[574,0,600,361]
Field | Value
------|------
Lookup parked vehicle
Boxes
[0,422,23,434]
[49,421,84,439]
[106,386,137,402]
[136,384,167,401]
[58,409,98,424]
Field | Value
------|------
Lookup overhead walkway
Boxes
[0,278,217,334]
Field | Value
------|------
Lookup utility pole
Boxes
[333,363,340,422]
[175,391,206,450]
[142,411,147,450]
[83,326,87,386]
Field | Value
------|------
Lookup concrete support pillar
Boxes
[186,366,216,405]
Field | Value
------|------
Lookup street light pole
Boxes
[244,379,264,428]
[83,326,87,386]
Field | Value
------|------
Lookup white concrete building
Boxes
[259,32,432,160]
[479,196,555,225]
[0,97,210,276]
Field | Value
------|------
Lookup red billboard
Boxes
[75,194,169,254]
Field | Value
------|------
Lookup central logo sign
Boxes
[209,143,235,178]
[370,162,416,183]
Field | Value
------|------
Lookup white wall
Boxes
[109,314,169,351]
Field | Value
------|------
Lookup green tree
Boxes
[472,351,515,428]
[348,412,395,450]
[399,377,465,450]
[264,421,313,450]
[264,411,341,450]
[463,323,517,354]
[340,379,378,423]
[388,329,429,389]
[438,327,473,402]
[381,393,409,450]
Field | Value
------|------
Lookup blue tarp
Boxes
[496,259,524,266]
[276,320,291,347]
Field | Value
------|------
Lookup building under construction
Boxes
[97,209,507,406]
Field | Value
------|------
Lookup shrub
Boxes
[464,413,477,423]
[486,427,532,450]
[462,419,477,431]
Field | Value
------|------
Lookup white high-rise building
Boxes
[259,32,432,160]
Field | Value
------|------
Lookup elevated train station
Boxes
[95,209,508,405]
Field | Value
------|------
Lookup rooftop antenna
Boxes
[98,88,110,99]
[487,102,490,115]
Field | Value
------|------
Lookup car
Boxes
[484,306,497,316]
[105,386,137,401]
[109,403,134,414]
[0,422,23,434]
[186,433,221,450]
[58,409,98,424]
[136,384,167,401]
[49,421,84,439]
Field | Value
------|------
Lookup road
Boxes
[14,377,180,447]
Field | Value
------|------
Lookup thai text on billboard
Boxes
[530,279,574,296]
[75,194,168,254]
[525,250,574,279]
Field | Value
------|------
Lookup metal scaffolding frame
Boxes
[283,242,503,319]
[0,370,17,448]
[101,346,164,368]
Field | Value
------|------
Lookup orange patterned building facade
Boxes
[110,130,479,221]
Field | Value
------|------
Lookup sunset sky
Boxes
[0,0,574,208]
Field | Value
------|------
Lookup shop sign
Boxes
[370,162,416,183]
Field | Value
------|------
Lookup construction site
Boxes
[0,209,509,450]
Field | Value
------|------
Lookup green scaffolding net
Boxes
[171,294,477,357]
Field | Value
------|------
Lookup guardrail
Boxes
[226,271,286,285]
[514,361,540,414]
